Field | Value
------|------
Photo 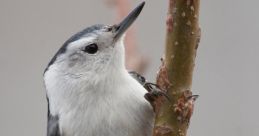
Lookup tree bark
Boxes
[153,0,201,136]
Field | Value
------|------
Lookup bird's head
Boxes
[44,2,145,79]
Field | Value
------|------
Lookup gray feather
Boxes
[47,97,61,136]
[129,71,146,85]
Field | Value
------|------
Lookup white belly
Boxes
[57,76,155,136]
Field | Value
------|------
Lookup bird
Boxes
[44,2,162,136]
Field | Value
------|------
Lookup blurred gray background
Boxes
[1,0,258,136]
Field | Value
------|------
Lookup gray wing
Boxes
[47,97,61,136]
[129,71,146,85]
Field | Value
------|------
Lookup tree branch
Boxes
[153,0,201,136]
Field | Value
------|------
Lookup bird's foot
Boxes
[144,82,169,112]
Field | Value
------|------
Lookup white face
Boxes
[46,26,125,79]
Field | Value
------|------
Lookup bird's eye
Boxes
[83,43,98,54]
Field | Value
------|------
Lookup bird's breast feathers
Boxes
[45,71,154,136]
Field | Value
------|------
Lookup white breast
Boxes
[45,69,154,136]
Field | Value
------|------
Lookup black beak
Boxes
[114,1,145,41]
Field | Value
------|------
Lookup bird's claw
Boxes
[144,82,169,112]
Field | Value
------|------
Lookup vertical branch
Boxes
[153,0,200,136]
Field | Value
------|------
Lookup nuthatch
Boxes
[44,2,163,136]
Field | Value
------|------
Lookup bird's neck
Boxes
[45,65,129,116]
[111,38,126,70]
